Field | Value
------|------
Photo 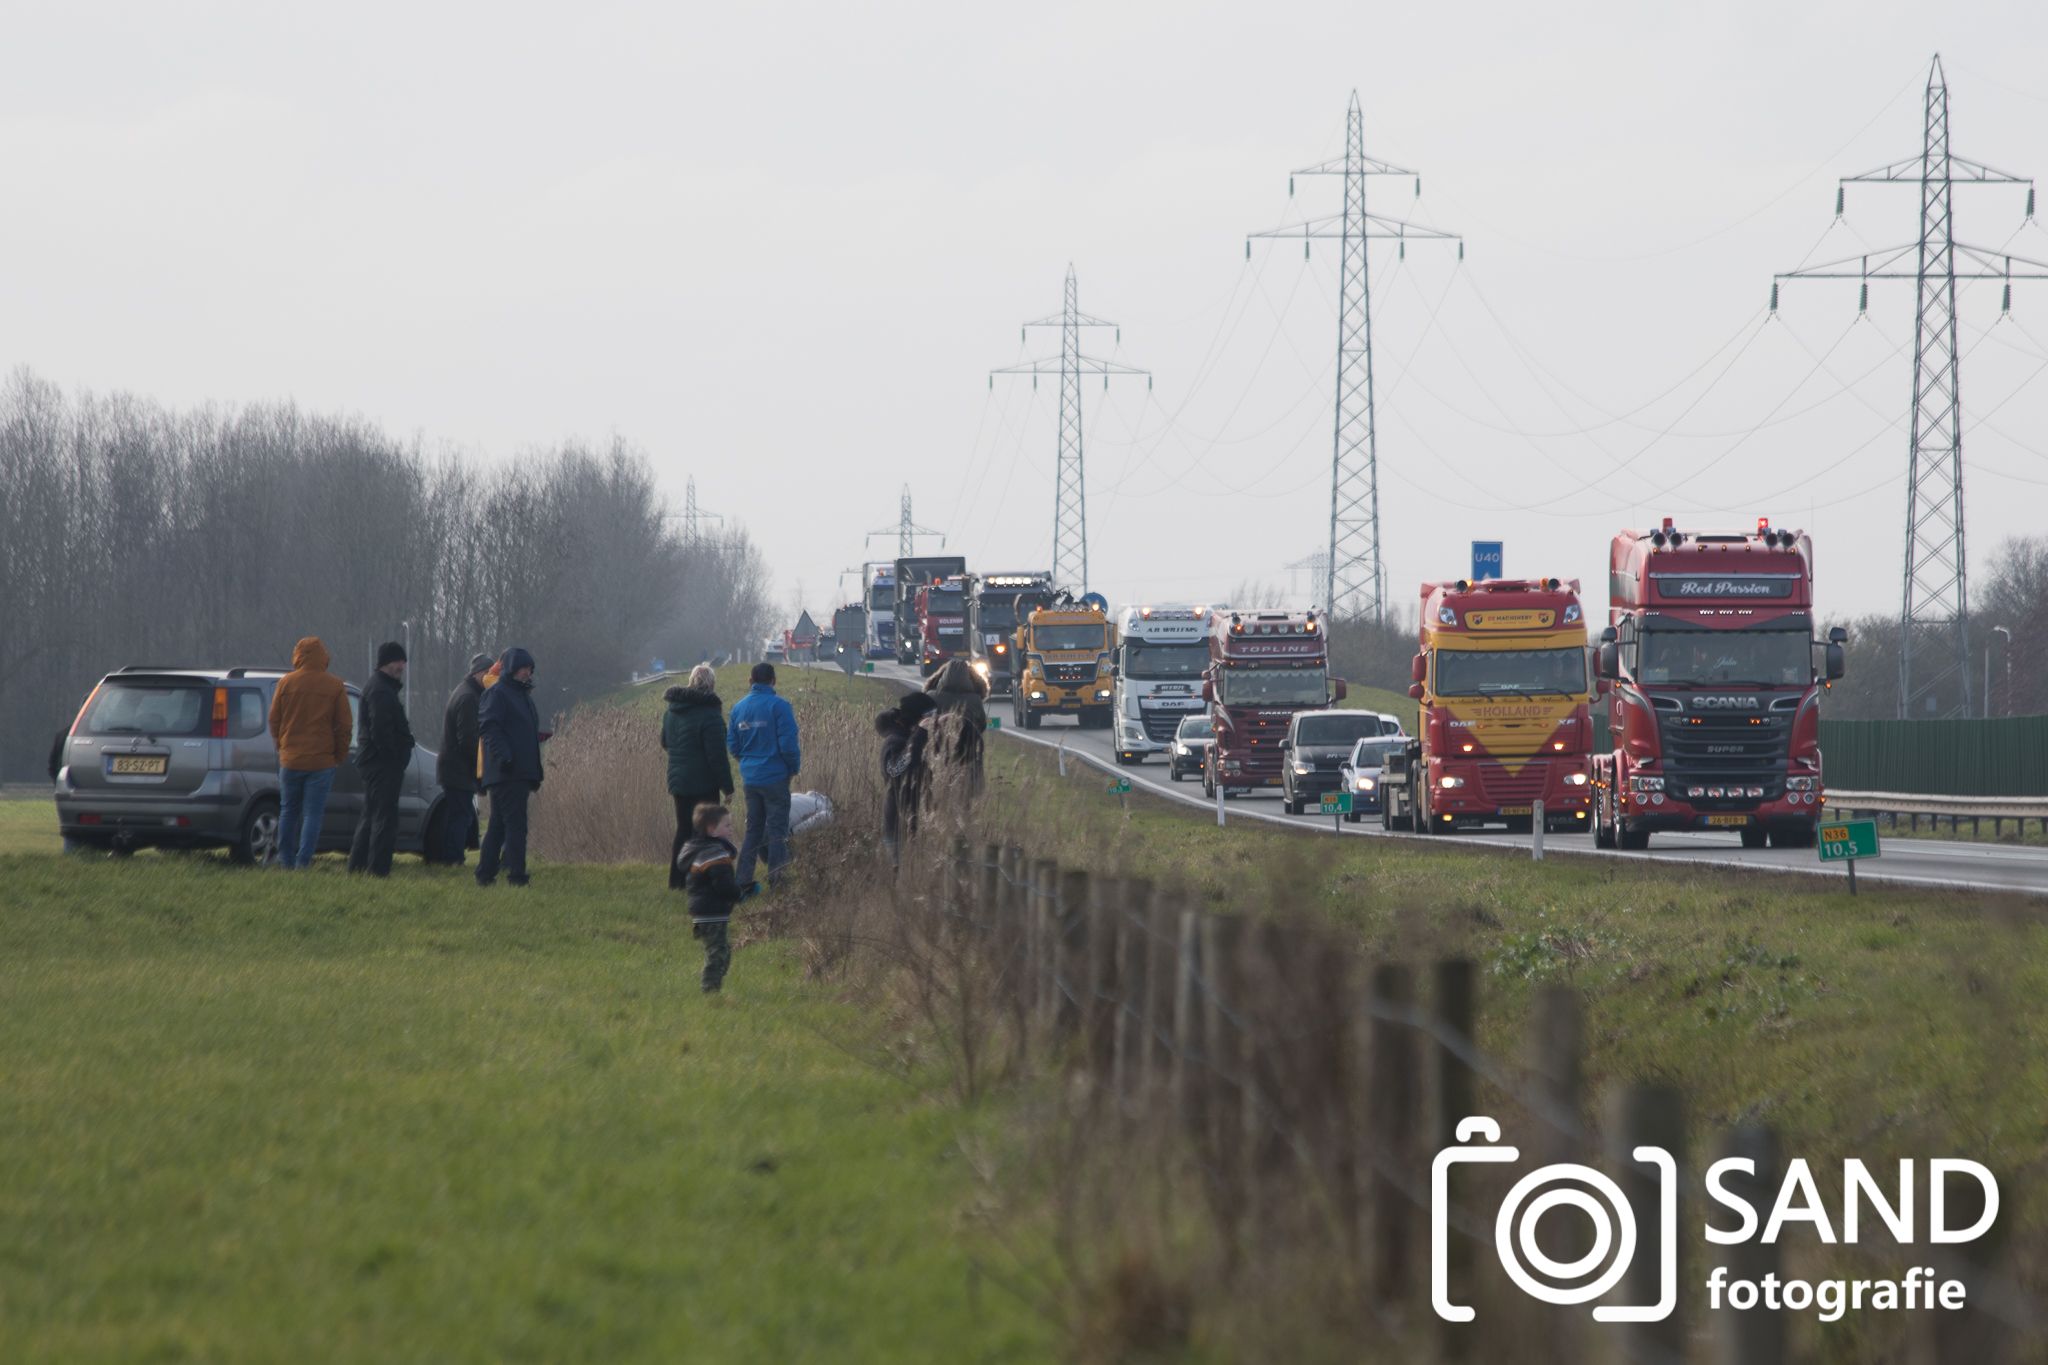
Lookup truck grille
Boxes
[1141,713,1183,743]
[1045,663,1096,685]
[1477,765,1546,804]
[1657,711,1791,804]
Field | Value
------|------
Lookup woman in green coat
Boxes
[661,664,735,889]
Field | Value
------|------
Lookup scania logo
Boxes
[1691,696,1760,711]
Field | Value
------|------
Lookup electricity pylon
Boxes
[1774,55,2043,719]
[867,484,944,557]
[683,476,723,543]
[1249,91,1461,627]
[990,265,1150,594]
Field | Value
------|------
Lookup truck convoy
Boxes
[1201,609,1344,798]
[1111,604,1211,765]
[1591,517,1844,850]
[1011,595,1116,730]
[892,556,967,668]
[913,577,970,676]
[864,565,897,659]
[970,572,1054,697]
[1382,577,1597,835]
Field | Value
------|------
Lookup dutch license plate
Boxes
[1706,814,1749,827]
[1501,806,1533,816]
[110,755,168,776]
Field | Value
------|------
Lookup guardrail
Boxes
[1829,790,2048,839]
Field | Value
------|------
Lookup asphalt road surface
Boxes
[861,661,2047,898]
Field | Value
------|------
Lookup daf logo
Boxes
[1690,696,1761,711]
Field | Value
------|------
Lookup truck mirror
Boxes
[1825,642,1846,681]
[1409,653,1426,684]
[1600,625,1619,645]
[1828,625,1848,645]
[1279,739,1291,751]
[1406,682,1424,700]
[1330,677,1348,703]
[1595,642,1619,679]
[1200,679,1214,703]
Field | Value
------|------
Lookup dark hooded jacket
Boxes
[438,673,486,792]
[661,686,734,797]
[923,658,988,773]
[479,647,544,788]
[355,669,416,777]
[876,693,936,843]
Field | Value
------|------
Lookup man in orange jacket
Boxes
[268,636,353,869]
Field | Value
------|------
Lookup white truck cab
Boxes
[1111,604,1212,765]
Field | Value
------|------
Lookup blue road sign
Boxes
[1471,541,1504,582]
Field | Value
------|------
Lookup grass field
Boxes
[0,800,1049,1363]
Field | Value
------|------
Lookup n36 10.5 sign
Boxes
[1818,820,1880,862]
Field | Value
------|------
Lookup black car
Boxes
[1280,710,1405,815]
[1168,714,1214,781]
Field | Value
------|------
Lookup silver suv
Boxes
[54,666,453,864]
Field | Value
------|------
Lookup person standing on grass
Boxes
[662,663,734,891]
[434,652,494,867]
[268,636,353,869]
[875,690,937,866]
[349,641,416,876]
[923,656,989,793]
[476,646,544,888]
[726,661,801,892]
[678,802,743,993]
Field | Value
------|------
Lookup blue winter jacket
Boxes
[479,647,545,788]
[727,683,801,786]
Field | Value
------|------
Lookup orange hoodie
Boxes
[268,636,353,771]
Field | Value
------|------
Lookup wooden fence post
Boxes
[1528,986,1587,1363]
[1053,868,1090,1040]
[1605,1084,1685,1365]
[1084,874,1123,1081]
[1173,908,1205,1141]
[1715,1125,1784,1365]
[1030,858,1059,1029]
[1367,962,1419,1308]
[1432,960,1477,1363]
[1201,914,1244,1208]
[1113,878,1155,1105]
[1924,1157,2010,1365]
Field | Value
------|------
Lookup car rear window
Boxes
[79,681,210,737]
[1296,714,1382,745]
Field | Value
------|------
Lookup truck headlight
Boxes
[1029,690,1047,701]
[1439,775,1465,789]
[1563,772,1589,786]
[1786,775,1819,792]
[1095,688,1112,700]
[1630,775,1664,793]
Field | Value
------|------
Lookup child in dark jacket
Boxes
[677,803,743,993]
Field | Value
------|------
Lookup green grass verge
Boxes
[0,846,1049,1363]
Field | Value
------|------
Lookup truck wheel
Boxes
[231,798,280,866]
[1021,705,1040,732]
[1739,827,1768,850]
[1169,766,1183,782]
[1202,766,1215,800]
[1594,789,1617,849]
[1619,823,1651,851]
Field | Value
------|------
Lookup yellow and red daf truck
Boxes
[1382,577,1595,834]
[1591,516,1844,850]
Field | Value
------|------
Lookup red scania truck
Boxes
[1592,517,1845,850]
[1200,609,1344,799]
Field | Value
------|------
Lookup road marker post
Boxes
[1531,799,1545,862]
[1818,817,1880,895]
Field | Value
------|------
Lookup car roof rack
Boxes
[226,667,291,677]
[117,664,194,673]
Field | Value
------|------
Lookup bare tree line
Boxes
[0,368,772,778]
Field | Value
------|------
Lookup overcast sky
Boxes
[5,2,2046,632]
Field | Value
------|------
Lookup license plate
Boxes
[1501,805,1533,816]
[110,755,168,776]
[1706,814,1749,827]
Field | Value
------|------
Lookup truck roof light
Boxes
[1662,516,1674,531]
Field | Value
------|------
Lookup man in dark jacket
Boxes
[476,646,544,888]
[876,691,937,867]
[661,663,734,890]
[349,641,416,876]
[924,657,989,793]
[434,652,493,867]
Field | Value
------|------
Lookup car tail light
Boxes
[70,682,102,736]
[212,686,229,739]
[80,813,102,825]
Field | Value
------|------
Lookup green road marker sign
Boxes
[1319,791,1353,815]
[1107,778,1131,795]
[1818,818,1880,894]
[988,716,1001,730]
[863,662,874,673]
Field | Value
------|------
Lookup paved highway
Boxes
[857,661,2047,898]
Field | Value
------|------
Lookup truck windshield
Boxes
[1033,624,1105,652]
[1434,648,1587,697]
[1122,642,1207,679]
[1295,714,1389,746]
[1638,625,1810,686]
[868,587,893,612]
[925,590,964,615]
[977,597,1042,631]
[1218,669,1328,706]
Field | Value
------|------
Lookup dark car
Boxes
[54,666,455,864]
[1168,714,1214,781]
[1280,710,1405,814]
[1336,735,1409,821]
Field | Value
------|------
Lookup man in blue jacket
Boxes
[476,646,545,888]
[726,662,801,889]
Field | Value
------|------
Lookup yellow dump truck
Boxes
[1010,598,1115,730]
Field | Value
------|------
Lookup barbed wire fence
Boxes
[819,828,2044,1364]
